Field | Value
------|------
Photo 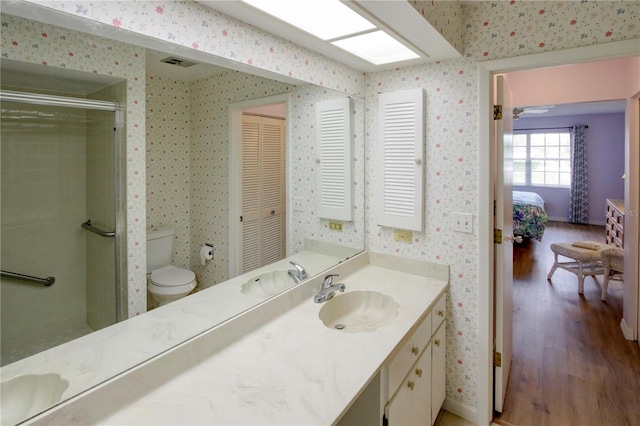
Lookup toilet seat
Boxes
[150,265,195,287]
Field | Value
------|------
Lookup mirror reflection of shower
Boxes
[0,69,126,366]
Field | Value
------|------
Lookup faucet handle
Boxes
[289,261,308,277]
[323,273,340,286]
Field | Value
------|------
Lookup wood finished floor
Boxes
[494,221,640,426]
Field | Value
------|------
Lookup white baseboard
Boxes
[442,397,478,425]
[620,318,636,341]
[547,217,606,226]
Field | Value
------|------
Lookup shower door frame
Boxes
[0,89,126,323]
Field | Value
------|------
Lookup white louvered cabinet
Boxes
[241,114,286,273]
[377,89,425,232]
[315,98,353,221]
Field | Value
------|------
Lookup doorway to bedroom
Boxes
[495,58,639,424]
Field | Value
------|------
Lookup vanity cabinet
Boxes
[384,294,447,426]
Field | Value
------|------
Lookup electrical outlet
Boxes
[292,197,304,212]
[329,221,343,231]
[452,212,473,234]
[394,230,412,243]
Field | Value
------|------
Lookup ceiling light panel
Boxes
[242,0,375,40]
[332,31,420,65]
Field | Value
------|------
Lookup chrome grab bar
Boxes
[1,270,55,286]
[81,219,115,238]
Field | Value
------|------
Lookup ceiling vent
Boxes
[160,56,198,68]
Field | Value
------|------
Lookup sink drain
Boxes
[334,324,346,330]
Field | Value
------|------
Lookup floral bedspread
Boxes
[513,191,548,242]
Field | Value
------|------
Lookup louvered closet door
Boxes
[241,115,286,273]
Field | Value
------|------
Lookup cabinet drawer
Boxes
[431,295,446,330]
[607,204,624,225]
[388,312,432,393]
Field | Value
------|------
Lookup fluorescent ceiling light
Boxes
[332,31,420,65]
[242,0,375,40]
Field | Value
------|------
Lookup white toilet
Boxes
[146,226,197,307]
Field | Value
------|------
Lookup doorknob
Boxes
[504,235,523,244]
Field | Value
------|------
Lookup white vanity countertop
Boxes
[2,248,348,425]
[46,252,449,425]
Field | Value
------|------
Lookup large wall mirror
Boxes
[0,8,364,425]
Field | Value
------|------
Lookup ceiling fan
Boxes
[513,105,555,119]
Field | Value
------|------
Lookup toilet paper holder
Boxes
[200,243,214,265]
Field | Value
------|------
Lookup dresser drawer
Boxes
[388,312,432,394]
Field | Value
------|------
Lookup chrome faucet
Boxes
[287,261,308,284]
[314,274,345,303]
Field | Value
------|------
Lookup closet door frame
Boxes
[228,94,290,279]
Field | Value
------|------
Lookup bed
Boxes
[513,191,548,242]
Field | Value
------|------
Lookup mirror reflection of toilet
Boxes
[146,226,196,307]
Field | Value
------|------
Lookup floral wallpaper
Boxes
[366,58,480,408]
[146,76,192,270]
[464,0,639,61]
[410,0,465,53]
[4,0,639,420]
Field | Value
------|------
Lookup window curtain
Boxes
[568,125,589,224]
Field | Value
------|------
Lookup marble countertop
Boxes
[2,247,350,425]
[30,252,448,425]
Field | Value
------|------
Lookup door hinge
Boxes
[240,216,243,222]
[494,351,502,367]
[493,104,503,120]
[494,228,502,244]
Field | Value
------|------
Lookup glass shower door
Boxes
[0,93,119,365]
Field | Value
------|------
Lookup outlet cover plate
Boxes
[394,230,412,243]
[292,197,304,212]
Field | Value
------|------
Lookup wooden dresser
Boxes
[605,199,625,248]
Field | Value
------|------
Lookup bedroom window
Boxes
[513,131,571,187]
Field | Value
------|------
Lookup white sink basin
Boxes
[1,373,69,425]
[241,269,295,298]
[319,291,399,332]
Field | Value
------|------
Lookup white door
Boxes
[241,114,286,273]
[494,75,514,413]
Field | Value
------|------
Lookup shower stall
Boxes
[0,74,126,365]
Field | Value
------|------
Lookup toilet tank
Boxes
[146,226,175,273]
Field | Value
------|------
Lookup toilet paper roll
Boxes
[200,245,213,265]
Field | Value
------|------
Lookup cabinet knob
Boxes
[435,339,441,347]
[407,380,415,390]
[411,346,419,356]
[438,310,444,317]
[415,368,423,378]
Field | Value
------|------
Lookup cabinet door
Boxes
[386,343,432,426]
[431,324,446,424]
